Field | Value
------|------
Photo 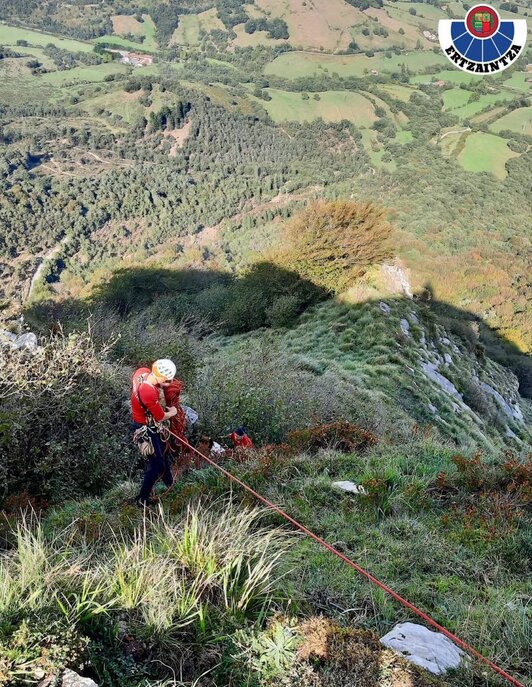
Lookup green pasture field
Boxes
[94,35,156,53]
[451,91,522,121]
[0,22,93,52]
[256,89,377,125]
[95,14,157,53]
[10,46,56,69]
[438,128,468,158]
[395,129,414,143]
[389,1,448,21]
[171,14,201,46]
[206,57,237,70]
[80,81,175,123]
[170,9,224,46]
[109,14,157,50]
[38,62,129,86]
[489,106,532,136]
[377,83,417,102]
[0,63,53,107]
[264,50,448,79]
[411,70,477,85]
[447,1,464,17]
[442,88,472,110]
[80,88,145,123]
[457,131,519,179]
[470,106,507,125]
[138,14,157,50]
[502,72,531,93]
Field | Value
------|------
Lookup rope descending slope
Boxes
[164,428,525,687]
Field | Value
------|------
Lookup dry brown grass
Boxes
[111,14,145,36]
[296,617,446,687]
[254,0,364,51]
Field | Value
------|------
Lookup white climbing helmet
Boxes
[152,358,176,381]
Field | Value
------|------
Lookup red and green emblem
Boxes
[466,5,499,37]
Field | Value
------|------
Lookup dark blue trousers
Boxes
[132,423,173,503]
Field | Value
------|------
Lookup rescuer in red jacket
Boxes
[131,359,179,507]
[229,426,254,449]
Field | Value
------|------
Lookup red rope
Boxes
[166,429,525,687]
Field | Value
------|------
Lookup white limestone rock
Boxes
[400,319,410,335]
[421,362,463,403]
[16,332,38,351]
[332,481,367,495]
[380,622,465,675]
[379,302,391,315]
[381,264,413,298]
[62,670,99,687]
[481,383,523,422]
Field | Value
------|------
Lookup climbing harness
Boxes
[161,425,525,687]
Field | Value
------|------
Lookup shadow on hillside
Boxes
[23,263,531,398]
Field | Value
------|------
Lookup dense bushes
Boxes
[86,263,327,336]
[244,17,289,39]
[287,421,378,454]
[0,333,134,505]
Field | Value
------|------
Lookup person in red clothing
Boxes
[229,426,254,450]
[131,359,179,507]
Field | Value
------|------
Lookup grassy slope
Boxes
[38,62,129,85]
[490,106,532,136]
[95,13,157,52]
[0,22,93,51]
[265,50,449,78]
[457,132,520,179]
[256,89,377,125]
[217,298,529,451]
[205,444,531,686]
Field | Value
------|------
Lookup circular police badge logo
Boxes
[438,4,527,73]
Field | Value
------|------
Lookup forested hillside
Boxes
[0,1,530,686]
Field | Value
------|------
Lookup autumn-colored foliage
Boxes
[282,200,394,292]
[287,421,377,454]
[437,452,531,542]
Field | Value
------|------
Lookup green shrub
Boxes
[0,332,134,505]
[221,262,326,335]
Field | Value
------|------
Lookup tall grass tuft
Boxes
[0,500,292,685]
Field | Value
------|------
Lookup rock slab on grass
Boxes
[62,670,99,687]
[332,481,367,495]
[380,622,465,675]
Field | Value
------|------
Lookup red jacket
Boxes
[230,432,253,449]
[131,367,165,424]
